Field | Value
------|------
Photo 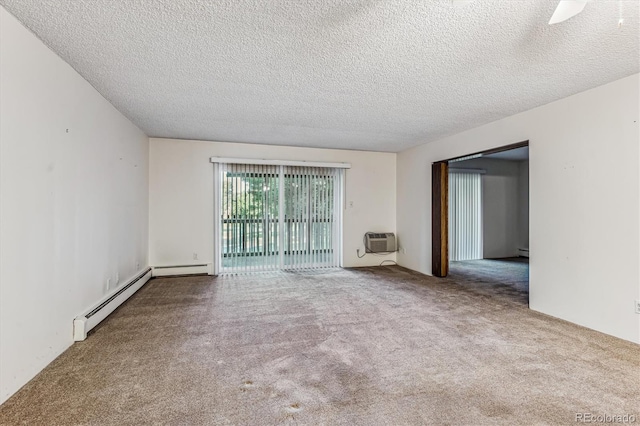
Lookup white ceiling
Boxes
[484,146,529,161]
[1,1,638,152]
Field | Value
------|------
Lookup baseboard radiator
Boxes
[518,248,530,258]
[73,268,152,341]
[151,263,213,277]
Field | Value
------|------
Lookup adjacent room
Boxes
[447,145,530,306]
[1,1,638,425]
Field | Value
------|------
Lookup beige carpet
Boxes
[449,257,529,306]
[0,266,638,425]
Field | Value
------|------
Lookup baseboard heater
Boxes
[518,248,530,258]
[151,263,213,277]
[73,268,152,341]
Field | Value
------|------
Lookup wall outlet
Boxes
[193,252,198,261]
[635,300,640,314]
[402,248,406,254]
[106,278,111,291]
[116,273,119,284]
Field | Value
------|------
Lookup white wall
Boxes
[518,160,529,251]
[0,7,149,404]
[451,158,521,259]
[149,138,396,269]
[397,74,640,343]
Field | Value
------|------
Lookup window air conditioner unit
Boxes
[365,232,397,253]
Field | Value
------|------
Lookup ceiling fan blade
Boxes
[549,0,590,25]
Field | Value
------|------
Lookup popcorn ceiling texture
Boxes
[1,0,638,152]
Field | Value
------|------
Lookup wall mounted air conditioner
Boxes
[365,232,397,253]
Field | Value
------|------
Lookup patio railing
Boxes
[221,216,334,257]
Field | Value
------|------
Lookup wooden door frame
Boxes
[431,140,529,277]
[432,162,449,277]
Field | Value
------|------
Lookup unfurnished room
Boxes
[0,1,639,425]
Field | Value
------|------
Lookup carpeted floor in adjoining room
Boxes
[0,266,638,425]
[449,257,530,306]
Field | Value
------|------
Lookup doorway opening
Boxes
[432,141,529,305]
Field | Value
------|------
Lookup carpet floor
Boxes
[449,257,529,306]
[0,266,638,425]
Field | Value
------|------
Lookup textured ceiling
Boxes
[484,146,529,161]
[1,0,638,152]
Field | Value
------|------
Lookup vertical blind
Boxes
[214,163,344,274]
[448,170,483,261]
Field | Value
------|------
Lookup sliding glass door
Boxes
[214,163,343,274]
[448,170,483,261]
[220,164,280,272]
[283,167,338,269]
